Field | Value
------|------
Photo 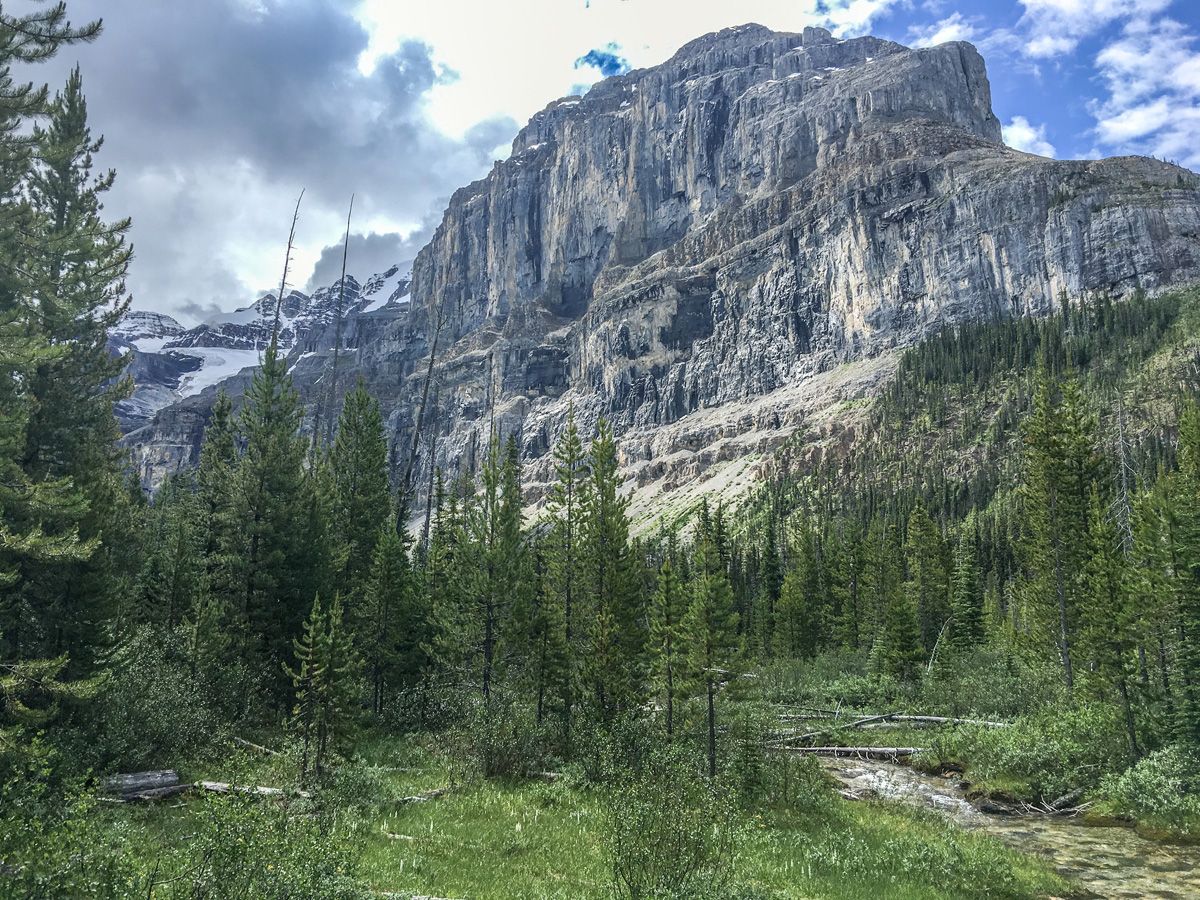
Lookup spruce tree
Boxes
[581,419,643,722]
[359,520,416,717]
[684,523,739,777]
[648,551,684,739]
[330,378,390,596]
[904,503,948,652]
[1021,372,1098,688]
[1172,402,1200,744]
[948,512,984,651]
[233,343,314,703]
[544,407,586,745]
[1080,486,1141,759]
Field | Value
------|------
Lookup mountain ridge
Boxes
[122,25,1200,518]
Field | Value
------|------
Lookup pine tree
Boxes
[904,503,948,652]
[684,524,739,776]
[544,407,586,745]
[581,419,644,722]
[648,550,684,739]
[1172,402,1200,744]
[1080,486,1141,759]
[948,512,984,651]
[233,343,315,703]
[880,587,925,681]
[330,378,390,596]
[315,592,358,776]
[286,594,325,786]
[15,63,135,671]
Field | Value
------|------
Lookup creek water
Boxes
[819,758,1200,899]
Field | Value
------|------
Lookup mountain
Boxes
[111,264,411,432]
[123,24,1200,518]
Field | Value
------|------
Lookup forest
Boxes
[2,6,1200,899]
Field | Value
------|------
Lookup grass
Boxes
[93,732,1075,900]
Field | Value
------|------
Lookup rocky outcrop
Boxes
[126,24,1200,519]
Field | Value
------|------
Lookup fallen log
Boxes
[770,746,925,761]
[102,770,180,796]
[197,781,311,800]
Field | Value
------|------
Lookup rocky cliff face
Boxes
[126,24,1200,520]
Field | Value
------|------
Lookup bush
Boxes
[723,708,830,813]
[930,702,1128,799]
[89,626,232,770]
[449,694,560,780]
[603,743,741,900]
[920,649,1063,720]
[1099,744,1200,835]
[165,795,365,899]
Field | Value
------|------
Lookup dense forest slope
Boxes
[125,23,1200,516]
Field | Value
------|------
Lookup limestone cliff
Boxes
[127,24,1200,521]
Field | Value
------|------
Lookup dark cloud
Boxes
[307,231,412,289]
[33,0,518,319]
[575,44,630,77]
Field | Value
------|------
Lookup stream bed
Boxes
[819,758,1200,899]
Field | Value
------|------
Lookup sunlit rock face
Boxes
[126,24,1200,517]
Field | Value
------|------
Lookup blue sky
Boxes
[40,0,1200,318]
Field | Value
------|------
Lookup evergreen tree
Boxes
[904,503,948,651]
[948,512,984,651]
[232,344,316,704]
[648,550,684,739]
[1172,402,1200,744]
[358,520,414,717]
[1080,486,1141,759]
[544,407,586,745]
[135,474,204,629]
[15,62,135,671]
[581,419,644,722]
[330,379,390,596]
[684,524,739,776]
[1021,372,1098,688]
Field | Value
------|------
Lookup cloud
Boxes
[1090,17,1200,168]
[1003,116,1058,156]
[36,0,516,322]
[907,12,979,47]
[1017,0,1171,58]
[575,44,630,78]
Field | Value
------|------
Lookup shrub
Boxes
[723,707,830,813]
[449,695,560,780]
[919,649,1063,720]
[89,626,231,770]
[930,702,1128,799]
[1099,744,1200,835]
[165,795,365,899]
[603,743,741,900]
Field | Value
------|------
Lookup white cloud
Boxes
[1003,116,1058,156]
[1091,17,1200,168]
[1018,0,1171,58]
[908,12,979,47]
[355,0,900,139]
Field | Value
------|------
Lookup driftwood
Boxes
[770,746,925,760]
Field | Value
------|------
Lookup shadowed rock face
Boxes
[127,24,1200,518]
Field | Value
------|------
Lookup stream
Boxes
[819,758,1200,899]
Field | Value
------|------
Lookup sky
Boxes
[31,0,1200,322]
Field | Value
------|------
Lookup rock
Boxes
[122,25,1200,517]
